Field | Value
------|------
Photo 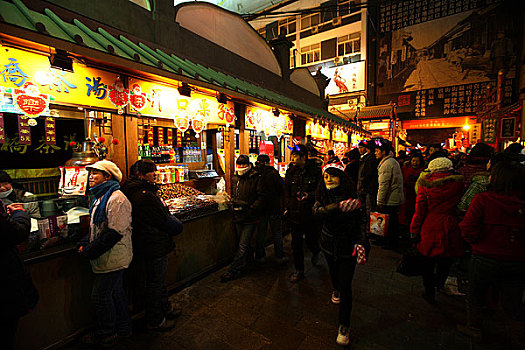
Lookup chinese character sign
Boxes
[18,115,31,145]
[0,113,5,144]
[45,117,56,145]
[482,118,497,143]
[14,82,49,118]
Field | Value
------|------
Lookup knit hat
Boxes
[0,170,12,183]
[86,160,123,182]
[236,154,251,165]
[428,157,453,172]
[322,161,345,174]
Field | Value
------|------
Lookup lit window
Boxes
[337,32,360,56]
[130,0,151,11]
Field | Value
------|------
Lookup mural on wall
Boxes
[376,0,520,118]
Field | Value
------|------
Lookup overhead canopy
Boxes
[357,104,395,120]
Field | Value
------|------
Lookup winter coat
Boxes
[2,187,40,218]
[344,160,359,193]
[284,160,322,224]
[1,201,38,317]
[231,167,265,224]
[460,191,525,262]
[458,160,488,187]
[377,156,404,206]
[357,152,378,195]
[82,190,133,273]
[256,164,284,216]
[457,172,489,212]
[399,166,423,226]
[411,172,465,258]
[312,188,369,259]
[121,177,181,260]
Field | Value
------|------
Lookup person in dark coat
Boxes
[458,143,494,187]
[121,159,183,331]
[356,140,378,233]
[326,150,340,164]
[399,153,425,227]
[254,154,288,265]
[312,162,369,346]
[0,171,40,218]
[343,148,360,192]
[1,201,35,350]
[221,155,266,282]
[410,157,465,304]
[458,160,525,342]
[284,144,322,282]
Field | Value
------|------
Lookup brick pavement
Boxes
[66,236,525,350]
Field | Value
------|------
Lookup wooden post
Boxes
[237,104,249,155]
[125,115,139,177]
[109,113,127,181]
[223,126,235,194]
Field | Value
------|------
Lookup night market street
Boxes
[65,237,525,350]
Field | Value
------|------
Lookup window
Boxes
[279,17,297,36]
[337,33,360,56]
[300,43,321,65]
[300,13,320,30]
[130,0,151,11]
[338,0,361,17]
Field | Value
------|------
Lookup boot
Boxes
[457,301,483,343]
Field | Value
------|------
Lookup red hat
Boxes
[322,162,344,174]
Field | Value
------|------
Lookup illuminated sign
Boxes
[245,106,293,137]
[321,61,365,96]
[306,120,330,139]
[332,127,348,142]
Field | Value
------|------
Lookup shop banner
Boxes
[245,106,293,136]
[0,113,4,144]
[306,120,330,139]
[167,128,173,145]
[0,46,119,112]
[332,127,348,143]
[147,128,154,146]
[500,117,516,139]
[44,117,56,145]
[482,118,497,143]
[18,115,31,145]
[157,127,165,145]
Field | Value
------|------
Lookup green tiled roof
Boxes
[0,0,368,134]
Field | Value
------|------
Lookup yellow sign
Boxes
[0,46,119,110]
[332,127,348,143]
[306,120,330,139]
[245,106,293,136]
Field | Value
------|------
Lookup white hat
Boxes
[86,160,123,182]
[428,157,453,173]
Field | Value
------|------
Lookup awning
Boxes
[0,0,367,133]
[357,104,395,120]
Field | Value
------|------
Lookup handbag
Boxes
[396,247,425,277]
[370,212,389,237]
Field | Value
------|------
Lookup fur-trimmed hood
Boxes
[419,172,464,189]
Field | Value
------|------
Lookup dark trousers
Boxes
[91,269,132,337]
[144,255,170,326]
[359,192,377,233]
[421,256,452,296]
[325,254,357,327]
[468,255,525,319]
[0,311,19,350]
[255,214,285,259]
[379,205,400,248]
[291,221,320,272]
[228,223,257,275]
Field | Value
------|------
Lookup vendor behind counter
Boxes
[0,170,40,218]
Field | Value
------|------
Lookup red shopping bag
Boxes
[370,212,389,237]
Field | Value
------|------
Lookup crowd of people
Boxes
[2,139,524,348]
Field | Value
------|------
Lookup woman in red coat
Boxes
[457,160,525,342]
[399,153,425,227]
[410,157,465,303]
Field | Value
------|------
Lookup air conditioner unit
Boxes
[332,16,342,26]
[311,25,319,33]
[334,56,342,64]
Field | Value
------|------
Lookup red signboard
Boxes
[0,113,5,144]
[402,116,475,130]
[259,140,275,166]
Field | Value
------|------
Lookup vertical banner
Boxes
[176,131,182,148]
[138,124,144,145]
[0,113,5,144]
[18,115,31,145]
[482,118,497,143]
[147,127,154,146]
[167,128,173,146]
[157,127,165,145]
[45,117,56,145]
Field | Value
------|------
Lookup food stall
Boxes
[332,126,350,160]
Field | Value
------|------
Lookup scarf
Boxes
[90,180,120,226]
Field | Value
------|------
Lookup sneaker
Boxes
[220,271,238,283]
[147,317,176,332]
[289,270,305,283]
[275,256,289,266]
[336,325,350,346]
[331,290,341,304]
[311,252,320,266]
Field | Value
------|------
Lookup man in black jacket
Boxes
[254,154,288,265]
[1,201,35,349]
[121,160,183,331]
[221,155,266,282]
[284,144,322,282]
[357,140,378,233]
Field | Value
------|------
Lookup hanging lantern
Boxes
[191,117,206,137]
[108,76,129,114]
[174,111,190,134]
[129,83,147,112]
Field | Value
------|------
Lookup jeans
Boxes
[325,254,357,327]
[228,223,257,275]
[91,269,132,337]
[144,255,169,326]
[291,221,320,272]
[421,256,452,296]
[468,255,525,319]
[255,214,285,259]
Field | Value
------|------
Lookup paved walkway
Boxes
[67,236,525,350]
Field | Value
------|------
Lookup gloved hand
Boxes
[353,244,366,265]
[339,198,361,212]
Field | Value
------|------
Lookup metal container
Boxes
[64,141,98,167]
